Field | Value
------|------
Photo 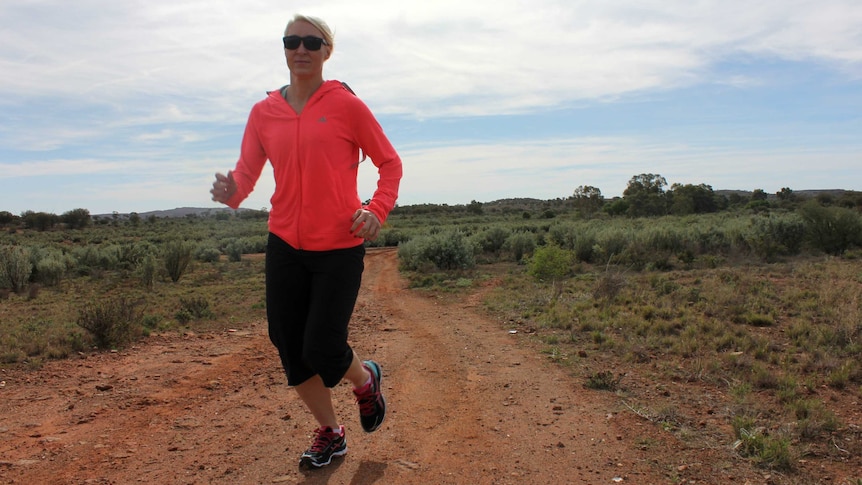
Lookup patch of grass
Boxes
[731,416,795,471]
[584,370,624,391]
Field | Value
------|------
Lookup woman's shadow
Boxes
[298,459,388,484]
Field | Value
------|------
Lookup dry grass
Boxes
[481,256,862,476]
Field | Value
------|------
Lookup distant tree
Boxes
[61,208,91,229]
[623,173,668,217]
[21,211,58,231]
[0,211,16,225]
[668,183,717,215]
[238,208,269,220]
[604,198,629,216]
[129,212,141,226]
[467,200,484,215]
[751,189,768,201]
[727,193,746,207]
[572,185,604,217]
[776,187,795,201]
[816,193,834,206]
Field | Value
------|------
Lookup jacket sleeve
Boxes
[350,99,402,224]
[225,106,268,209]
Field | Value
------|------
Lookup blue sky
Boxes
[1,0,860,215]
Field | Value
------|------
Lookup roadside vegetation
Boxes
[2,176,861,482]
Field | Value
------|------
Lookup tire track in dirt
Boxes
[0,248,667,484]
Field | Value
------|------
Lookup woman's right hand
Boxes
[210,171,237,204]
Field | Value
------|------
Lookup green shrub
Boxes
[368,229,409,248]
[595,228,630,264]
[138,253,157,290]
[799,201,862,255]
[744,214,805,261]
[584,370,623,391]
[34,253,66,286]
[178,296,214,320]
[225,240,243,262]
[163,240,195,282]
[115,243,149,270]
[76,297,143,349]
[573,232,598,263]
[473,227,509,255]
[0,245,32,292]
[504,231,536,262]
[195,245,222,263]
[398,231,475,271]
[71,245,120,272]
[528,243,573,283]
[241,235,267,254]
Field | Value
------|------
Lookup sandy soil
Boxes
[0,248,849,484]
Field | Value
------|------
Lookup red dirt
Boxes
[0,248,854,484]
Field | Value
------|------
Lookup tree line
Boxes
[3,173,861,230]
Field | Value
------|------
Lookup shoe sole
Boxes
[299,447,347,469]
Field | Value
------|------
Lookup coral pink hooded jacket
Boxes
[225,80,402,251]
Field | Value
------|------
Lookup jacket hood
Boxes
[266,79,345,101]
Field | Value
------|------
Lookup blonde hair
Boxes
[285,14,334,50]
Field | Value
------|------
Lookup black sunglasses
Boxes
[282,35,328,51]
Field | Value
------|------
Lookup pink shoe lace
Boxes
[309,426,342,452]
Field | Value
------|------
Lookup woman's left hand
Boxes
[351,209,381,240]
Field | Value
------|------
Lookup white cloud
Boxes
[2,0,861,119]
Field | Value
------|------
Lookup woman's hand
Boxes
[210,171,237,204]
[351,209,381,240]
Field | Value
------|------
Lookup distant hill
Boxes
[95,207,259,219]
[715,189,855,200]
[96,189,858,219]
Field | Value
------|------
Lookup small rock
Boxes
[95,384,113,392]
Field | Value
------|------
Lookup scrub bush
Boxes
[34,253,67,286]
[163,240,195,282]
[504,231,536,262]
[0,245,32,292]
[799,201,862,255]
[398,231,475,271]
[76,297,143,350]
[745,214,805,262]
[195,245,221,263]
[528,243,573,283]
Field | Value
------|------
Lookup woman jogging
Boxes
[210,13,402,469]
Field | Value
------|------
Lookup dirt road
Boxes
[2,248,690,484]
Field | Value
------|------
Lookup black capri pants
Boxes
[265,233,365,388]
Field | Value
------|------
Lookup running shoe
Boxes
[353,360,386,432]
[299,425,347,469]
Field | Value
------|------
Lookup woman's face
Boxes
[284,21,330,78]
